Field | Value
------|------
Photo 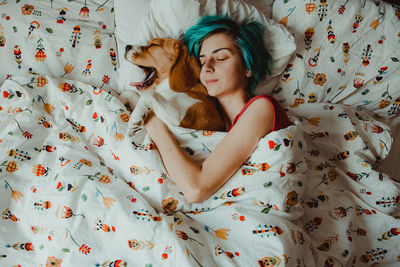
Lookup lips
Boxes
[205,79,218,85]
[130,64,157,90]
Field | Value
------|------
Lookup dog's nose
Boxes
[125,45,133,53]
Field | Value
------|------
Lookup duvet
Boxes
[0,74,312,266]
[1,74,398,266]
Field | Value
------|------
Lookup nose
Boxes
[203,58,215,73]
[125,45,133,53]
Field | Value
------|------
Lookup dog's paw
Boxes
[129,112,145,127]
[130,107,154,127]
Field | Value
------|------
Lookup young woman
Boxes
[144,16,291,203]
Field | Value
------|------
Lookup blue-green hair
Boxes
[183,15,273,94]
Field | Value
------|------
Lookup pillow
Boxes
[0,0,117,91]
[114,0,296,93]
[271,0,400,118]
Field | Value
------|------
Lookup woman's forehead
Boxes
[200,32,237,55]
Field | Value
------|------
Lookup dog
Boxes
[121,38,225,131]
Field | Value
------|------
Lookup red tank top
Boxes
[227,94,291,132]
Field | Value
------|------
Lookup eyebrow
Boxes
[199,47,232,58]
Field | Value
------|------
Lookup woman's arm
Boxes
[145,98,274,203]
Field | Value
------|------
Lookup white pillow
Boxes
[114,0,296,93]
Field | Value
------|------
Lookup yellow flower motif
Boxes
[369,20,379,31]
[44,103,55,114]
[286,191,298,206]
[114,133,125,142]
[46,256,62,267]
[11,190,24,202]
[379,100,390,109]
[62,62,75,77]
[308,117,321,126]
[162,197,179,212]
[6,161,18,173]
[103,196,116,209]
[215,228,230,240]
[99,174,111,184]
[313,73,327,86]
[36,76,48,87]
[280,17,288,27]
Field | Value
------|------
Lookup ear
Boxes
[169,41,201,92]
[245,69,252,78]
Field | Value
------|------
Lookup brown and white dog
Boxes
[120,38,225,131]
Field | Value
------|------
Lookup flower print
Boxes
[79,244,91,255]
[11,190,24,202]
[5,161,18,173]
[14,119,33,139]
[379,100,390,109]
[79,2,90,18]
[120,113,130,122]
[4,180,24,202]
[98,174,111,184]
[80,159,92,167]
[100,75,110,89]
[370,12,385,31]
[280,7,296,27]
[161,197,179,212]
[65,227,91,255]
[21,4,34,15]
[202,130,215,136]
[61,63,75,77]
[371,124,383,133]
[36,76,48,87]
[114,133,124,142]
[103,196,115,209]
[176,230,204,246]
[44,103,55,114]
[286,191,298,206]
[46,256,62,267]
[280,16,289,26]
[313,73,327,86]
[61,206,85,219]
[308,117,321,126]
[215,228,230,240]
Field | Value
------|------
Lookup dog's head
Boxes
[125,38,201,93]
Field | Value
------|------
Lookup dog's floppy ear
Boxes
[169,41,201,92]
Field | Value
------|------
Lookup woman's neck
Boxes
[217,90,251,127]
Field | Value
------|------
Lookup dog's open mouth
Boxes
[131,64,157,90]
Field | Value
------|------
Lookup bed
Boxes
[0,0,399,266]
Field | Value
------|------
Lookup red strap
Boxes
[227,95,290,132]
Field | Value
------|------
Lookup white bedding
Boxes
[0,74,398,266]
[1,74,314,265]
[0,0,400,266]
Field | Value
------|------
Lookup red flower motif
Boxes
[268,140,277,149]
[22,131,33,139]
[3,91,10,98]
[79,244,91,255]
[79,6,90,18]
[102,75,110,84]
[371,124,383,133]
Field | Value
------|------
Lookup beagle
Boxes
[121,38,225,131]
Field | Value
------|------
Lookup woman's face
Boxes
[199,32,249,98]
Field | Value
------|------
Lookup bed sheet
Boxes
[0,74,313,266]
[259,0,400,121]
[0,0,117,91]
[0,74,399,266]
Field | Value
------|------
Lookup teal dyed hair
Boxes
[184,15,273,94]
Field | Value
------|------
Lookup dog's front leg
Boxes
[151,93,181,126]
[130,92,153,127]
[119,90,140,111]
